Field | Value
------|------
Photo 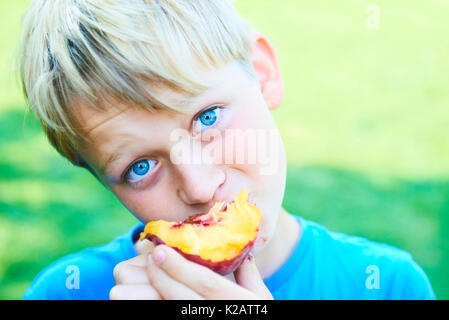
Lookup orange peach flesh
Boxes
[140,189,262,263]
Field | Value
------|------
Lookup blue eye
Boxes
[195,107,221,131]
[127,159,157,183]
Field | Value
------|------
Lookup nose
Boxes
[176,163,226,206]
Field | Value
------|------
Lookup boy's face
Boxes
[75,61,286,251]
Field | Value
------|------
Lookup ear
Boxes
[250,31,284,110]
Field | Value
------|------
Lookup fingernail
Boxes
[153,248,166,264]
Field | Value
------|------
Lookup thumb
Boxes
[135,238,156,256]
[234,254,273,299]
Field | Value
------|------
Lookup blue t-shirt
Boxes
[22,215,436,300]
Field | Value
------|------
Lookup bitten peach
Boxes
[140,189,262,275]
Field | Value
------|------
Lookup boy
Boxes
[18,0,435,300]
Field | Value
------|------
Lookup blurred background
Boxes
[0,0,448,299]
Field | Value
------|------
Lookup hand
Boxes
[144,244,273,299]
[110,240,162,300]
[110,240,273,300]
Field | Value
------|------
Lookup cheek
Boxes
[222,95,284,181]
[224,96,286,245]
[108,183,184,224]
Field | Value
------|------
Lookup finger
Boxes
[234,254,273,299]
[147,254,204,300]
[150,245,244,299]
[113,255,149,283]
[135,239,156,255]
[115,264,150,285]
[109,284,162,300]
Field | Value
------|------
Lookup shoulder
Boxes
[299,218,435,299]
[22,223,143,300]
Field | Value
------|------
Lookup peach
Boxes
[140,189,262,275]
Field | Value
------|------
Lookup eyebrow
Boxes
[97,133,138,177]
[100,151,122,176]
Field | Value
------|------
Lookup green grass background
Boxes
[1,0,448,299]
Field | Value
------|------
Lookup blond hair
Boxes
[17,0,253,165]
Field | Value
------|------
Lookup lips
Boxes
[201,184,255,217]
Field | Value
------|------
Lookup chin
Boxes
[251,216,276,254]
